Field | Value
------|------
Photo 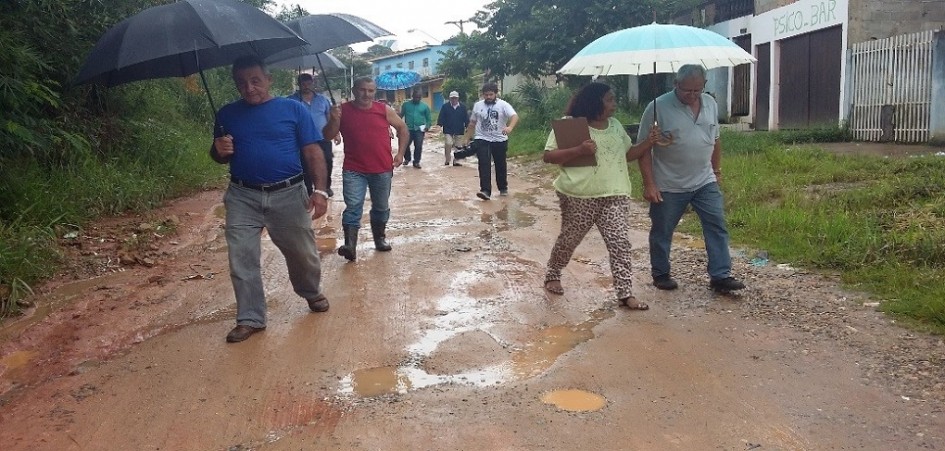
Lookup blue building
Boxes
[368,44,455,111]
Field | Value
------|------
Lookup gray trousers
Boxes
[224,183,322,328]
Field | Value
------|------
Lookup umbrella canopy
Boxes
[264,14,391,65]
[264,14,391,103]
[268,52,346,71]
[558,23,756,76]
[374,70,422,91]
[73,0,307,87]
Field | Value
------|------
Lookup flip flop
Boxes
[619,296,649,310]
[544,280,564,295]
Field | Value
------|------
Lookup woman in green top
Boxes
[542,82,662,310]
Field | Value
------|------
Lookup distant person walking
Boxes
[211,56,333,343]
[464,82,518,200]
[400,90,431,168]
[323,77,409,262]
[287,73,337,197]
[637,64,746,294]
[437,91,468,166]
[542,82,661,310]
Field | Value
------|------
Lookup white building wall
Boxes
[708,0,850,129]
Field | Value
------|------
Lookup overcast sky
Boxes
[273,0,492,47]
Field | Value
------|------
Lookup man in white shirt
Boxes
[464,82,518,200]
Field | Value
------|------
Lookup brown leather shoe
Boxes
[225,325,265,343]
[307,295,329,312]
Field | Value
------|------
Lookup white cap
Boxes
[449,91,459,98]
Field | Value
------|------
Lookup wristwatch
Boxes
[313,189,330,199]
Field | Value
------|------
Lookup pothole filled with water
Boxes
[540,389,607,412]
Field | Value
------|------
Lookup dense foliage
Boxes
[461,0,700,78]
[0,0,292,315]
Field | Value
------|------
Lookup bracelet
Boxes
[312,189,330,199]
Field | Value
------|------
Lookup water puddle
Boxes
[541,389,607,412]
[314,225,337,254]
[0,350,35,381]
[480,205,536,232]
[511,309,614,378]
[349,366,412,397]
[339,265,614,397]
[336,203,611,398]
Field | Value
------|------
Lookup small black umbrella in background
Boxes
[72,0,307,117]
[268,51,346,72]
[264,14,392,104]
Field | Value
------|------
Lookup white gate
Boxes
[849,30,935,143]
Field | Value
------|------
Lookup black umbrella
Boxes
[268,51,346,71]
[73,0,307,115]
[264,14,392,104]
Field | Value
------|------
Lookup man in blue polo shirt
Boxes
[637,64,746,294]
[288,73,336,197]
[211,55,335,343]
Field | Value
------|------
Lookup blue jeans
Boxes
[648,182,732,281]
[224,182,323,328]
[404,130,424,163]
[341,169,392,227]
[474,139,508,195]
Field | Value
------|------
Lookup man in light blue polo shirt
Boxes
[637,64,746,294]
[288,73,336,196]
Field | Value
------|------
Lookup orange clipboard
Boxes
[552,117,596,167]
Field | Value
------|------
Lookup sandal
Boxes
[544,280,564,295]
[619,296,649,310]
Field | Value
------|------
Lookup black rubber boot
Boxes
[337,225,358,261]
[371,221,392,252]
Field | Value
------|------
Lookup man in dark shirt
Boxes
[437,91,469,166]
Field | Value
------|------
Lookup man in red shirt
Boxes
[323,77,409,261]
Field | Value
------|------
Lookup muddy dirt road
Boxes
[1,137,943,450]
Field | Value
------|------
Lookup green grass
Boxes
[508,126,551,158]
[500,123,945,333]
[625,130,945,333]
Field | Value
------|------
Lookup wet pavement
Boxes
[0,136,943,450]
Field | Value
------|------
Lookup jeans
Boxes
[341,169,392,227]
[224,182,323,328]
[648,182,732,280]
[301,139,333,195]
[404,130,424,163]
[474,139,508,195]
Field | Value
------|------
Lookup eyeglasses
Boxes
[676,88,703,95]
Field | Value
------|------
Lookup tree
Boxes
[363,44,394,59]
[271,2,306,21]
[467,0,699,78]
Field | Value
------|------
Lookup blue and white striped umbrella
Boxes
[558,23,756,76]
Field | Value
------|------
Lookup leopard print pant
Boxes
[545,192,634,300]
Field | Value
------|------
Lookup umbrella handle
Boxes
[193,46,216,119]
[315,53,336,105]
[198,67,217,116]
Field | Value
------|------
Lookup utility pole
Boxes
[445,19,467,34]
